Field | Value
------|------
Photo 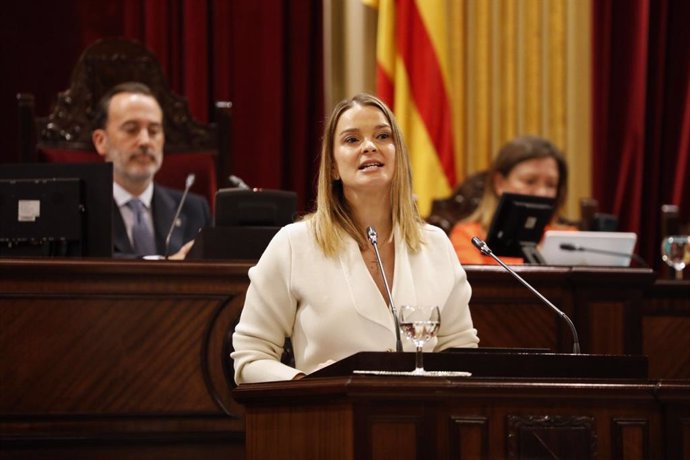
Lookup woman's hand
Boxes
[292,359,335,380]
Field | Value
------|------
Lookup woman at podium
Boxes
[232,93,479,384]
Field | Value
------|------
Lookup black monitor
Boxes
[214,188,297,227]
[485,192,555,264]
[188,188,298,260]
[0,163,113,257]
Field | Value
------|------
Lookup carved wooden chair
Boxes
[16,37,231,209]
[660,204,688,237]
[659,203,689,278]
[426,171,488,234]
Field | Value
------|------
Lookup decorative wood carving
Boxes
[38,38,216,152]
[426,171,487,233]
[507,415,596,459]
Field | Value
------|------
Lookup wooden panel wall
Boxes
[0,259,251,460]
[465,265,654,355]
[642,280,690,379]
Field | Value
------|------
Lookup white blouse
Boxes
[232,221,479,384]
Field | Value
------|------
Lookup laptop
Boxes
[540,231,638,266]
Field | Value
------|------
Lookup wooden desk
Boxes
[0,258,251,460]
[234,372,690,460]
[642,280,690,378]
[464,265,655,355]
[0,259,685,459]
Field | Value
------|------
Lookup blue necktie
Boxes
[126,199,157,256]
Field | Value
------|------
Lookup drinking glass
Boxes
[661,235,690,280]
[398,305,441,375]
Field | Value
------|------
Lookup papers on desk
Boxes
[353,370,471,377]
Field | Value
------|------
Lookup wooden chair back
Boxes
[16,37,232,208]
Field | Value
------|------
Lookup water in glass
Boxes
[398,305,441,374]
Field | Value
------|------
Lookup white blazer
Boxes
[232,221,479,384]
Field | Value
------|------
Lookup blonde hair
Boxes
[305,93,424,256]
[466,135,569,231]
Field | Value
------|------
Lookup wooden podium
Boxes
[307,348,647,379]
[233,351,690,460]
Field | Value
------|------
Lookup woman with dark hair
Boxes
[232,93,479,384]
[450,135,575,265]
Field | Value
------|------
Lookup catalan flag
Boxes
[368,0,463,216]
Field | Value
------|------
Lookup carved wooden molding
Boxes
[507,414,597,459]
[38,38,216,152]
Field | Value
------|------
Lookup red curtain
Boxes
[592,0,690,269]
[120,0,324,212]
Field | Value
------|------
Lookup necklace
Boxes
[368,257,380,273]
[364,238,392,274]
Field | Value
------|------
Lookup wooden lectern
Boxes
[233,350,690,460]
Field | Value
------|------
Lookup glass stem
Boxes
[676,269,684,281]
[415,346,424,372]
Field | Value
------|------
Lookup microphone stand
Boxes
[164,173,195,259]
[559,243,648,267]
[367,226,403,352]
[472,236,581,354]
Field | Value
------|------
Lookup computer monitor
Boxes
[187,188,298,260]
[214,188,297,227]
[0,163,113,257]
[540,231,638,267]
[485,192,555,264]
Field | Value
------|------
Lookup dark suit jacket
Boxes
[113,184,211,258]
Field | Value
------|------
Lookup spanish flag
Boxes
[369,0,463,217]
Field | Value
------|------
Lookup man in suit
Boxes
[92,82,211,258]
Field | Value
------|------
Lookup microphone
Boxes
[471,236,581,354]
[228,174,250,190]
[366,226,403,352]
[164,173,195,259]
[559,243,648,267]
